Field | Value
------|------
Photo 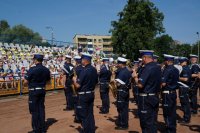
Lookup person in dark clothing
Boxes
[133,50,161,133]
[178,57,192,123]
[62,55,75,111]
[25,54,51,133]
[189,54,200,114]
[114,57,132,130]
[73,53,98,133]
[161,54,179,133]
[99,58,112,114]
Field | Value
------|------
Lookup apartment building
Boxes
[73,34,113,55]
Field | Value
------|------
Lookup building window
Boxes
[103,39,111,42]
[87,39,92,42]
[98,39,102,43]
[103,51,111,54]
[88,44,93,48]
[94,39,96,43]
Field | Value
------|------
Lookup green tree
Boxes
[0,20,10,32]
[110,0,165,60]
[174,44,191,57]
[153,34,173,56]
[191,41,200,60]
[0,20,50,46]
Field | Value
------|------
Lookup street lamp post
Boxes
[46,26,54,46]
[197,32,199,63]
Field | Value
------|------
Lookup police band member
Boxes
[178,57,191,123]
[132,60,139,103]
[73,55,83,123]
[72,53,98,133]
[153,55,159,63]
[189,54,200,114]
[114,57,132,130]
[62,55,75,111]
[161,54,179,133]
[99,58,112,114]
[25,54,51,133]
[132,50,161,133]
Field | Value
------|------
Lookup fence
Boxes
[0,74,64,96]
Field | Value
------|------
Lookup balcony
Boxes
[78,41,87,44]
[102,42,111,45]
[103,47,113,51]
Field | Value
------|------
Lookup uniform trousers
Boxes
[29,89,46,133]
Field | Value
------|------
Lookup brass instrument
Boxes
[110,65,117,80]
[108,80,117,99]
[109,65,118,99]
[71,69,77,96]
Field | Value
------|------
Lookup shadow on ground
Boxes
[46,118,58,131]
[180,124,200,132]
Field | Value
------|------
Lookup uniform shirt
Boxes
[99,64,112,83]
[25,63,51,88]
[180,65,192,86]
[77,64,98,92]
[0,68,4,78]
[63,62,74,78]
[162,65,179,90]
[75,64,84,78]
[138,62,161,93]
[15,68,21,73]
[190,64,200,81]
[6,68,13,74]
[63,62,74,86]
[0,67,4,73]
[115,67,132,87]
[137,65,144,78]
[115,67,121,77]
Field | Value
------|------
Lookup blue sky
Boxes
[0,0,200,44]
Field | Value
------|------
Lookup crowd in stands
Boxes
[0,42,78,88]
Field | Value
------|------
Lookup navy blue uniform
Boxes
[189,64,200,113]
[63,62,74,110]
[132,65,144,104]
[179,65,191,121]
[99,64,112,113]
[77,64,98,133]
[162,65,179,133]
[138,62,161,133]
[74,64,84,122]
[0,68,4,78]
[115,67,132,128]
[25,63,51,133]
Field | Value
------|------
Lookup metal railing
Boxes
[0,74,64,96]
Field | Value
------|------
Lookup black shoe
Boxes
[63,108,73,111]
[115,126,128,130]
[178,119,190,124]
[99,108,109,114]
[28,131,34,133]
[99,111,109,114]
[115,120,119,127]
[74,118,81,123]
[191,110,197,114]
